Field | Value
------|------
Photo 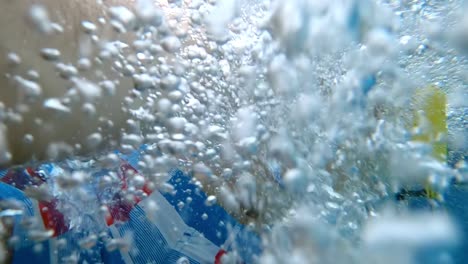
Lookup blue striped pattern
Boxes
[1,152,263,263]
[0,169,7,178]
[117,205,168,264]
[0,182,39,252]
[12,240,52,264]
[108,204,209,264]
[164,170,262,262]
[0,183,55,264]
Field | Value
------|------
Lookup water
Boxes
[0,0,467,263]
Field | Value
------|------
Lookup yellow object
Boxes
[412,85,448,200]
[424,183,442,200]
[412,85,448,162]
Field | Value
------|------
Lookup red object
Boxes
[1,167,69,236]
[1,161,153,235]
[103,161,154,225]
[215,249,226,264]
[38,199,68,236]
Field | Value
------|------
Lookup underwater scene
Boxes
[0,0,466,263]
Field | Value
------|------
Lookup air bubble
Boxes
[81,21,97,33]
[73,78,102,101]
[86,133,103,149]
[28,5,54,34]
[40,48,61,61]
[6,52,21,66]
[108,6,137,32]
[13,76,42,99]
[205,195,217,206]
[201,213,208,220]
[43,98,70,113]
[161,36,182,53]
